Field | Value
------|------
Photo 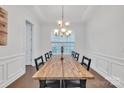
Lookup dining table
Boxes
[32,55,94,88]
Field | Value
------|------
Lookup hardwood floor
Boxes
[7,65,116,88]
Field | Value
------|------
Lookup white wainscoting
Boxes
[0,64,4,84]
[86,50,124,88]
[0,53,25,88]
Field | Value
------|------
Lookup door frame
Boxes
[25,20,33,66]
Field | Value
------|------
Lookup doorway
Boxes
[25,20,33,65]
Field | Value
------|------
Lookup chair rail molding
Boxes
[85,49,124,88]
[0,53,25,61]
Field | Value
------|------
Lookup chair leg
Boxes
[39,80,46,88]
[39,82,43,88]
[64,80,67,88]
[44,80,47,87]
[80,80,86,88]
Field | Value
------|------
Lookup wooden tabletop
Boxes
[32,55,94,80]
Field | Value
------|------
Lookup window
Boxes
[51,32,75,54]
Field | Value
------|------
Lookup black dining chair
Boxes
[65,56,91,88]
[45,52,50,61]
[75,52,80,61]
[81,56,91,70]
[35,55,44,70]
[49,51,52,58]
[80,56,91,88]
[34,55,46,88]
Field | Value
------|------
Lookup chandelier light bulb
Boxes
[54,29,59,36]
[68,30,72,34]
[61,28,66,32]
[66,32,69,36]
[57,20,62,25]
[65,22,70,26]
[54,29,59,32]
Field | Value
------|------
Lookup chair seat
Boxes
[65,79,87,88]
[66,80,80,88]
[45,80,60,88]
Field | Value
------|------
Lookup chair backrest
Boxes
[45,52,50,61]
[34,56,44,71]
[75,52,79,61]
[71,51,75,58]
[49,51,52,58]
[81,56,91,71]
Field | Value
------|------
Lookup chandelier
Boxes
[54,6,72,37]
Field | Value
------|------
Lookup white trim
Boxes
[86,49,124,66]
[0,53,25,61]
[25,20,33,65]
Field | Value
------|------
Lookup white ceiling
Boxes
[34,5,89,23]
